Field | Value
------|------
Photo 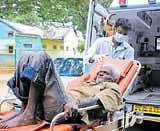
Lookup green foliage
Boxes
[7,13,42,27]
[0,0,112,32]
[99,0,113,7]
[77,41,85,53]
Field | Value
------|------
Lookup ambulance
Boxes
[85,0,160,123]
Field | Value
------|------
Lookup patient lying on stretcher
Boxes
[0,52,122,129]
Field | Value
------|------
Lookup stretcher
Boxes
[0,57,142,131]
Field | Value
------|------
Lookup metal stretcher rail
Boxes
[50,105,99,131]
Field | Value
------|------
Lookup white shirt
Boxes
[84,36,134,63]
[83,36,134,73]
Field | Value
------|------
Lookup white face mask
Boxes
[113,32,125,43]
[123,35,129,42]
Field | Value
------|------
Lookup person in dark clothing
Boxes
[0,52,67,128]
[0,51,121,129]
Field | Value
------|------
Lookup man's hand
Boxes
[64,100,79,120]
[64,97,99,120]
[92,55,105,63]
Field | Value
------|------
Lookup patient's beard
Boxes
[96,77,113,84]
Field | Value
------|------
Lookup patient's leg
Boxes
[0,83,39,128]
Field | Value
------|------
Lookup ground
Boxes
[0,72,13,101]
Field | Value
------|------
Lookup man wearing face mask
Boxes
[84,18,134,73]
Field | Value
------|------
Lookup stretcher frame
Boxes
[49,59,142,131]
[0,59,142,131]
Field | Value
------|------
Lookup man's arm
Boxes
[95,83,122,112]
[78,97,99,108]
[84,37,112,63]
[64,97,99,119]
[84,39,99,63]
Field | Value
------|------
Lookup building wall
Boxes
[15,34,42,62]
[42,39,64,58]
[0,21,16,53]
[64,28,78,55]
[0,54,15,68]
[0,21,17,68]
[0,21,43,69]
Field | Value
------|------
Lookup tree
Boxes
[77,40,85,53]
[0,0,112,32]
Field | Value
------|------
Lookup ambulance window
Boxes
[155,37,160,50]
[95,17,107,37]
[137,11,152,27]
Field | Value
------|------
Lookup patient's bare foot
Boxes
[0,112,36,129]
[0,111,20,123]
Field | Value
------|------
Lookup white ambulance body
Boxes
[85,0,160,122]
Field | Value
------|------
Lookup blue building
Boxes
[0,19,43,69]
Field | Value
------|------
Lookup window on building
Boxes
[60,46,64,50]
[66,46,69,51]
[73,47,76,55]
[53,45,57,49]
[8,46,13,53]
[23,44,32,48]
[43,44,47,49]
[8,31,14,37]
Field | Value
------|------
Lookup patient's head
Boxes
[96,64,120,84]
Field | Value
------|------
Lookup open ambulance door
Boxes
[84,0,109,54]
[83,0,143,130]
[84,0,160,127]
[108,0,160,123]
